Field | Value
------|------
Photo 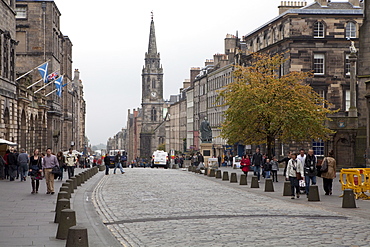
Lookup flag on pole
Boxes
[38,63,49,83]
[47,72,58,82]
[54,75,64,97]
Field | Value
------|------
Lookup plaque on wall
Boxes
[338,119,346,128]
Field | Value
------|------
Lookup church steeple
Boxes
[148,12,157,55]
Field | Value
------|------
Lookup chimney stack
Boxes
[278,1,307,15]
[315,0,328,7]
[349,0,361,8]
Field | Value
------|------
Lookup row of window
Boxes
[313,53,352,75]
[314,21,357,38]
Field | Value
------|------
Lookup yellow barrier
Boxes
[339,168,370,200]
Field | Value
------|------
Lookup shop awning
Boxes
[0,139,18,146]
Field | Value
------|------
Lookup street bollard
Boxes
[308,185,320,201]
[66,225,89,247]
[222,171,229,181]
[251,176,259,188]
[230,173,237,183]
[342,189,356,208]
[264,178,274,192]
[54,198,70,223]
[239,174,247,185]
[215,170,222,179]
[75,174,82,186]
[204,168,208,176]
[80,172,85,183]
[56,209,76,240]
[59,186,71,199]
[188,166,192,172]
[172,164,179,169]
[62,182,72,195]
[283,181,291,196]
[66,179,74,194]
[192,166,196,173]
[71,177,78,190]
[195,168,200,174]
[209,169,216,177]
[99,164,105,172]
[57,191,69,201]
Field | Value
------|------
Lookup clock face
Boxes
[151,92,157,97]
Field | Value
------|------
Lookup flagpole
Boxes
[16,60,50,81]
[34,80,54,94]
[26,69,59,89]
[45,89,57,97]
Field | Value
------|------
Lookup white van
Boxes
[151,150,169,168]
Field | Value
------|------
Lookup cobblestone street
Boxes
[93,168,370,247]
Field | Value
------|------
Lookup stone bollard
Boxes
[172,164,179,169]
[308,185,320,201]
[195,168,200,174]
[66,225,89,247]
[60,186,71,199]
[57,191,69,201]
[75,175,82,186]
[62,182,72,195]
[188,166,192,172]
[230,173,237,183]
[283,181,291,196]
[80,172,85,183]
[192,166,196,173]
[54,198,70,223]
[66,179,74,194]
[204,168,208,176]
[342,189,356,208]
[239,174,247,185]
[209,169,216,177]
[56,209,76,240]
[215,170,222,179]
[71,177,78,190]
[222,171,229,181]
[99,164,105,171]
[251,176,259,188]
[264,178,274,192]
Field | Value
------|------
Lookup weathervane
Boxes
[151,11,153,20]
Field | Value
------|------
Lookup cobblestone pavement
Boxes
[93,168,370,247]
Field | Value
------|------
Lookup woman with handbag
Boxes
[56,152,66,180]
[29,149,43,194]
[321,150,336,195]
[285,153,304,199]
[240,155,250,177]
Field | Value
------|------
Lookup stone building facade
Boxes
[0,0,18,146]
[140,17,166,159]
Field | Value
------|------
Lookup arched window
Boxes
[314,21,325,38]
[346,22,356,38]
[152,78,156,89]
[151,107,157,122]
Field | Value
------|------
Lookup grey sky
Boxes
[54,0,322,145]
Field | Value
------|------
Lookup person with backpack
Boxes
[304,149,317,196]
[251,148,263,182]
[263,158,272,179]
[321,150,336,195]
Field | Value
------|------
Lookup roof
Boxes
[0,139,18,146]
[245,1,363,37]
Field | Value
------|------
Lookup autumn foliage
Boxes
[219,53,336,158]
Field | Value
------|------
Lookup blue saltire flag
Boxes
[38,63,48,83]
[54,75,64,97]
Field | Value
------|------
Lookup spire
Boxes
[148,11,157,55]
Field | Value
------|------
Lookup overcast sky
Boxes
[54,0,324,146]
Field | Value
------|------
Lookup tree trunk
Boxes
[266,135,275,159]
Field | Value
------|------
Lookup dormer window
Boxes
[314,21,325,38]
[346,22,356,39]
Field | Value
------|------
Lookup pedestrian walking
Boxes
[42,148,59,194]
[114,151,125,174]
[217,155,221,167]
[264,159,272,179]
[304,149,317,196]
[271,157,279,182]
[0,154,5,180]
[251,147,263,181]
[65,148,77,179]
[240,155,251,178]
[17,148,29,182]
[321,150,336,195]
[297,149,306,170]
[278,151,292,177]
[286,153,304,199]
[3,149,10,179]
[104,154,110,175]
[56,151,66,180]
[8,148,18,181]
[29,149,43,194]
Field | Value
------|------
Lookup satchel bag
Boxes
[320,158,328,173]
[296,172,303,180]
[51,165,61,174]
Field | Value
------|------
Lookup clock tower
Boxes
[140,14,165,159]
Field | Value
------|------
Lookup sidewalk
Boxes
[0,168,120,247]
[197,166,370,220]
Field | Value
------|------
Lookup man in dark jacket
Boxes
[103,154,111,175]
[114,151,125,174]
[278,151,292,177]
[8,148,17,181]
[304,149,317,196]
[251,148,263,181]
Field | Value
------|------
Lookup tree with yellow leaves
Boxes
[219,53,336,158]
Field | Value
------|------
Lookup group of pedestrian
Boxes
[285,149,337,199]
[0,147,81,195]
